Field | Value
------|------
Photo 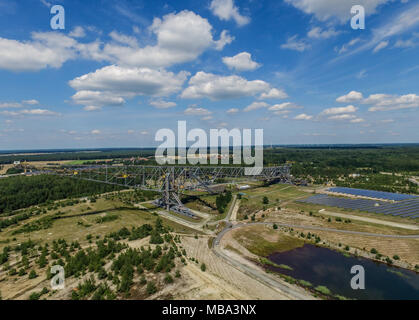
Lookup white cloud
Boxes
[0,32,78,71]
[327,114,356,121]
[365,93,419,111]
[22,99,40,105]
[109,31,138,47]
[336,38,360,54]
[210,0,250,26]
[71,90,125,108]
[0,102,22,108]
[227,108,239,114]
[284,0,393,23]
[70,65,188,108]
[339,3,419,56]
[308,27,340,39]
[268,102,301,111]
[222,52,261,71]
[321,105,358,115]
[336,91,364,103]
[184,106,212,116]
[1,108,59,116]
[350,118,365,123]
[103,10,233,68]
[373,40,389,53]
[84,106,102,112]
[281,35,311,52]
[69,26,86,38]
[259,88,288,100]
[244,102,269,112]
[149,100,177,109]
[294,113,313,120]
[0,11,232,72]
[91,129,101,135]
[181,71,271,100]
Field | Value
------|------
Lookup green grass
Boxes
[234,226,305,257]
[298,279,312,287]
[259,258,294,271]
[315,285,331,295]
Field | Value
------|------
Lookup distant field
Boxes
[67,160,103,165]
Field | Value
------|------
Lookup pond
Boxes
[267,244,419,300]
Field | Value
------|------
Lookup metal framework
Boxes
[53,164,292,217]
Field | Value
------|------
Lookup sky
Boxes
[0,0,418,150]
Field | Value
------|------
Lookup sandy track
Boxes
[179,236,298,300]
[318,209,419,230]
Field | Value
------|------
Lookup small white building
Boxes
[13,161,21,165]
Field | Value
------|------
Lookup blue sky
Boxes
[0,0,418,149]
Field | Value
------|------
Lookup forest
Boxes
[0,175,124,214]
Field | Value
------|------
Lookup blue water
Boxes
[268,244,419,300]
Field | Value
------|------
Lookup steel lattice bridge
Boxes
[52,164,292,218]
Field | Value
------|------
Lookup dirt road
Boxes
[318,209,419,231]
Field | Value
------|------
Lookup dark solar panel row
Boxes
[327,187,418,201]
[298,195,419,219]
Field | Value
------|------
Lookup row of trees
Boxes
[216,191,233,213]
[0,175,124,214]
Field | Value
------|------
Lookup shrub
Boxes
[29,270,38,279]
[200,263,206,272]
[146,281,157,295]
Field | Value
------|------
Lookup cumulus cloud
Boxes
[268,102,301,111]
[0,32,79,71]
[259,88,288,100]
[0,10,231,72]
[336,91,364,103]
[103,10,233,68]
[327,114,356,121]
[71,90,125,108]
[321,105,358,115]
[184,106,212,116]
[210,0,250,26]
[70,65,188,108]
[22,99,40,105]
[244,102,269,112]
[149,100,177,109]
[222,52,260,71]
[281,35,311,52]
[294,113,313,120]
[365,93,419,111]
[0,102,23,108]
[69,26,86,38]
[0,108,59,117]
[227,108,239,114]
[181,71,271,100]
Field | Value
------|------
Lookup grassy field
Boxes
[0,197,198,250]
[233,225,305,257]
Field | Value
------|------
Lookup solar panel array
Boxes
[327,187,418,201]
[298,194,419,219]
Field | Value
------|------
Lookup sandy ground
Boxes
[318,209,419,230]
[230,199,240,222]
[177,236,296,300]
